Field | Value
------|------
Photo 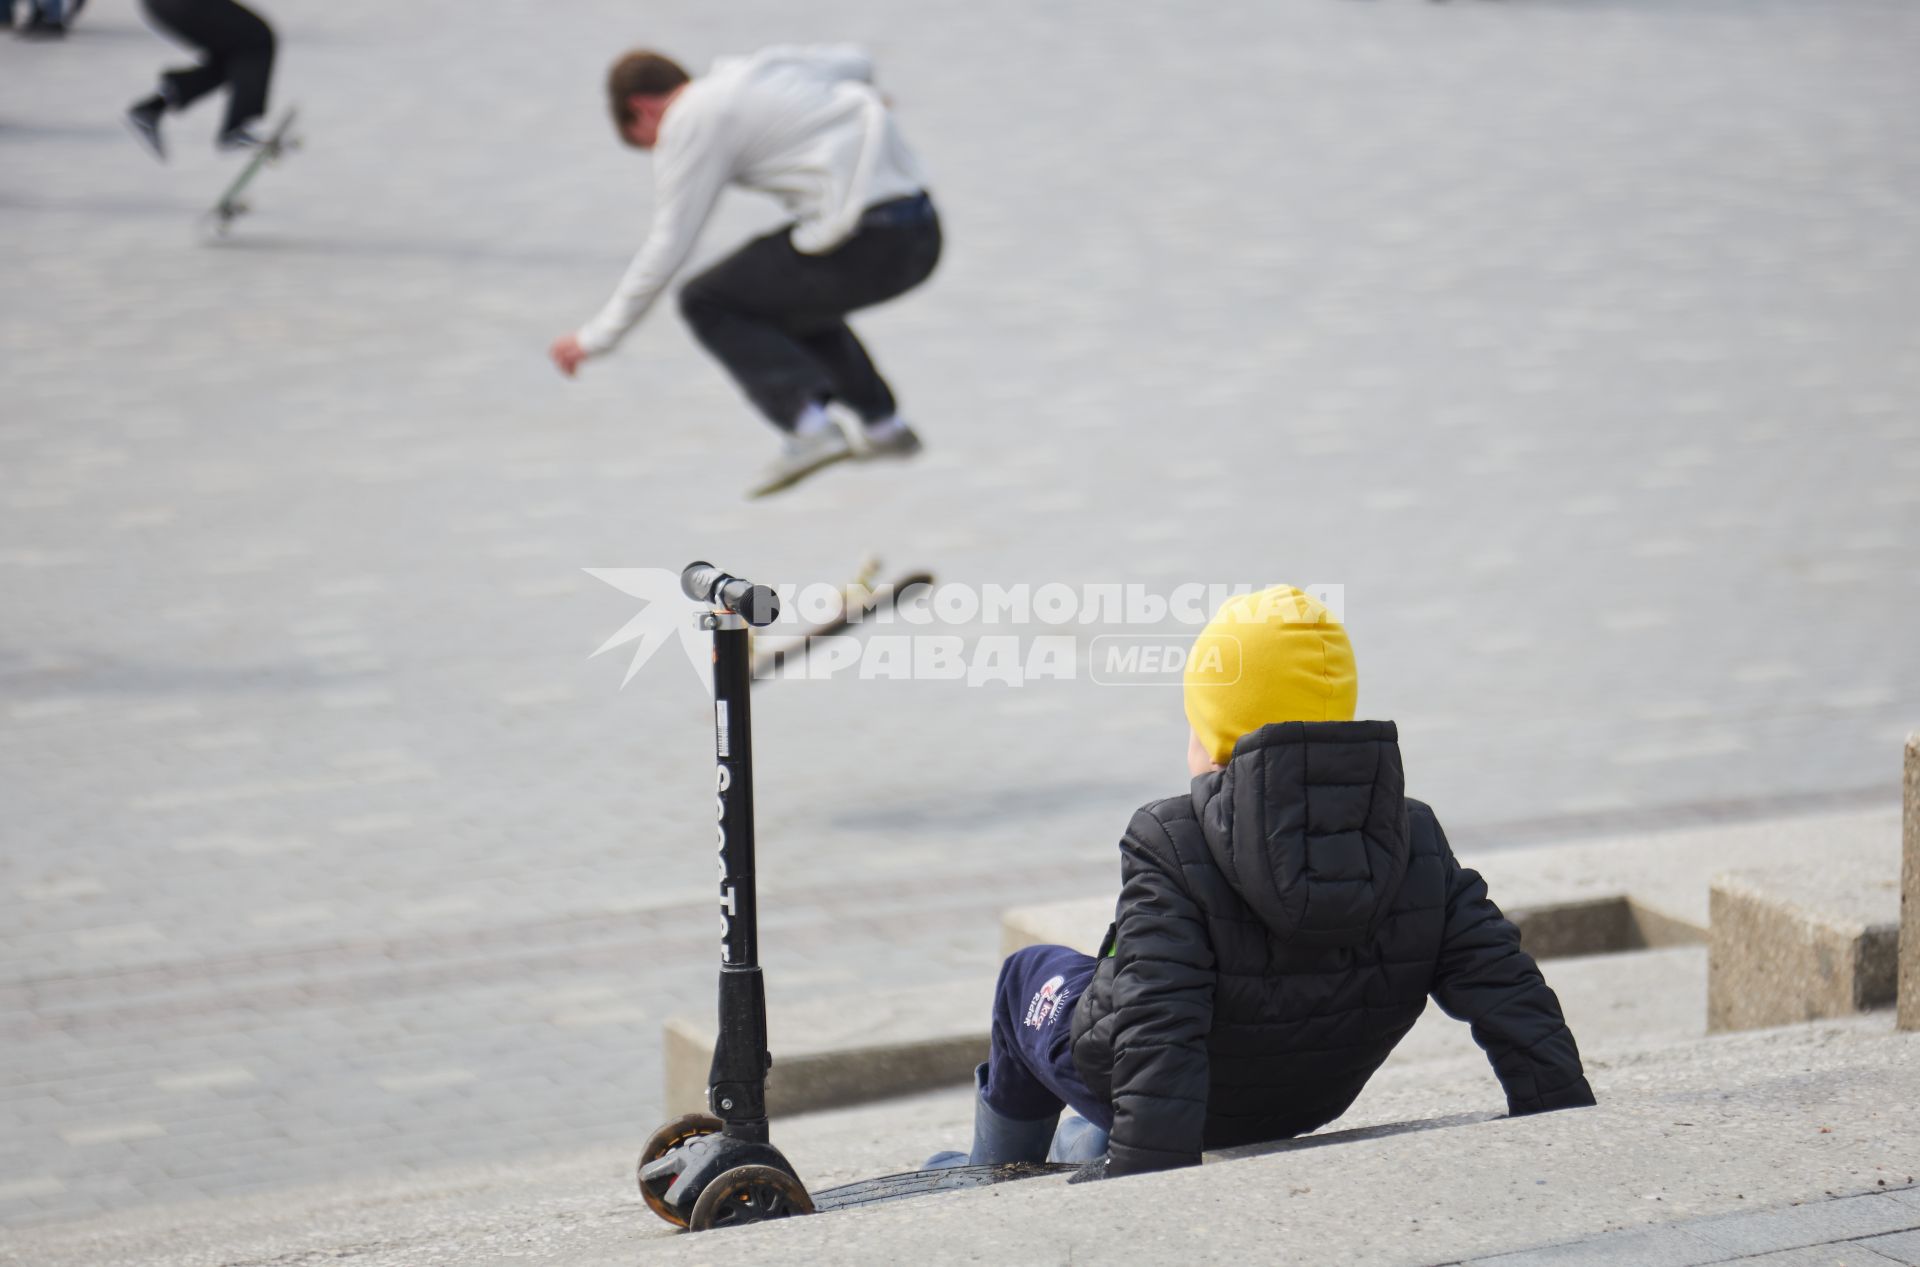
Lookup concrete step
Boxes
[660,803,1877,1121]
[9,1017,1914,1267]
[1385,944,1705,1071]
[659,942,1707,1125]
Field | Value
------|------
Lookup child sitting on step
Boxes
[932,585,1595,1178]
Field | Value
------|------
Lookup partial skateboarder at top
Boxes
[549,46,942,499]
[125,0,278,158]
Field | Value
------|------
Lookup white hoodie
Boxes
[575,46,928,356]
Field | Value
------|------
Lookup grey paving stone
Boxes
[1728,1245,1908,1266]
[1467,1226,1726,1266]
[1861,1231,1920,1266]
[1687,1195,1920,1256]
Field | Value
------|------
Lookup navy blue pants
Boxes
[983,944,1113,1130]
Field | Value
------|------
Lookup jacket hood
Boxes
[1190,720,1411,947]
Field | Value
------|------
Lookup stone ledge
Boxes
[663,979,990,1117]
[1002,810,1902,969]
[1001,891,1707,962]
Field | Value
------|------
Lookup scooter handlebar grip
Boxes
[681,561,724,604]
[681,561,781,626]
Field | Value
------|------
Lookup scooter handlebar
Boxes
[681,561,781,626]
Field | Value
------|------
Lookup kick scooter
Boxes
[637,563,1070,1233]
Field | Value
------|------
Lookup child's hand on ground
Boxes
[1066,1157,1111,1184]
[549,334,587,377]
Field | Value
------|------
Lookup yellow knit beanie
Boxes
[1183,586,1358,765]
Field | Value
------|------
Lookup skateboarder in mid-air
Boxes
[549,47,941,499]
[929,587,1596,1177]
[125,0,277,158]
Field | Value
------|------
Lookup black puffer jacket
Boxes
[1070,720,1594,1174]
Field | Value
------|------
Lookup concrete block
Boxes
[1900,734,1919,1032]
[662,979,990,1118]
[1708,853,1901,1033]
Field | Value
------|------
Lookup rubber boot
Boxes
[923,1063,1060,1168]
[1046,1113,1110,1163]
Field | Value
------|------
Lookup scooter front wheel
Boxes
[637,1112,723,1227]
[688,1163,815,1231]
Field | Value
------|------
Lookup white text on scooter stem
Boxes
[715,764,736,961]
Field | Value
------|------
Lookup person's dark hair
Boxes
[608,51,691,132]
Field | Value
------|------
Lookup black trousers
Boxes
[142,0,275,133]
[677,198,942,431]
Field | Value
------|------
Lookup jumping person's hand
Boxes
[549,334,588,378]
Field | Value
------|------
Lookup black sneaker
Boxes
[125,98,166,161]
[16,12,66,36]
[216,124,264,152]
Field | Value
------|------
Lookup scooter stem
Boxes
[701,591,773,1145]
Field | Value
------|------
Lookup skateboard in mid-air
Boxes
[750,554,935,679]
[202,107,299,237]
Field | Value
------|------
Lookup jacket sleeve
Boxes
[1105,811,1215,1175]
[575,103,730,356]
[1428,821,1596,1116]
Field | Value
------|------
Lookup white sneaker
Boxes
[745,426,854,499]
[216,125,266,152]
[859,420,923,460]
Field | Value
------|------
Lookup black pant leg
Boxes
[678,230,839,431]
[219,33,273,130]
[142,0,275,126]
[676,214,941,431]
[786,216,941,422]
[790,323,895,423]
[160,57,227,108]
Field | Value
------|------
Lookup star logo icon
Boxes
[584,567,710,688]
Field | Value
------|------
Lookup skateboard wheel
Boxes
[636,1112,723,1227]
[688,1163,814,1231]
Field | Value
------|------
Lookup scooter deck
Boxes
[811,1161,1075,1211]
